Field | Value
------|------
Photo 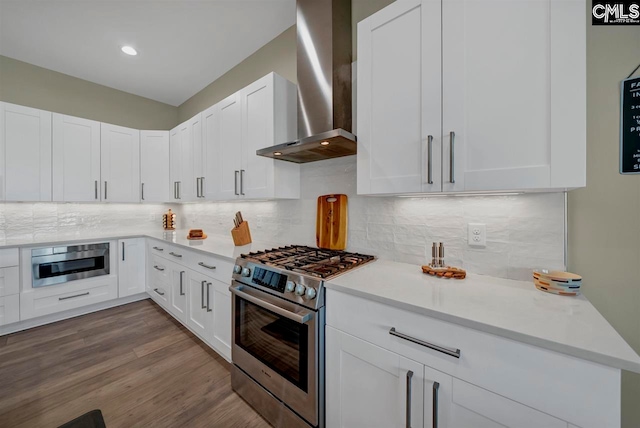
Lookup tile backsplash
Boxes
[0,157,565,281]
[180,156,566,281]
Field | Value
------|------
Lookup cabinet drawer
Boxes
[186,253,234,284]
[20,276,118,320]
[148,241,177,258]
[0,248,19,268]
[149,283,170,308]
[0,266,19,296]
[0,294,20,326]
[149,255,171,284]
[327,289,619,428]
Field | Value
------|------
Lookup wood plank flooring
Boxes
[0,299,272,428]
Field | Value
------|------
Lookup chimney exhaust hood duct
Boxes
[256,0,356,164]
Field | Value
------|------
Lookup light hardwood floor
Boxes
[0,299,272,428]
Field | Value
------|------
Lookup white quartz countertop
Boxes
[325,259,640,374]
[5,231,638,373]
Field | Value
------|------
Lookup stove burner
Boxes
[241,245,375,279]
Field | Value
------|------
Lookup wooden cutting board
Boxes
[316,194,348,250]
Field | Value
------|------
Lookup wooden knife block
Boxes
[231,221,252,246]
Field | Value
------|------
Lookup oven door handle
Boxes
[229,284,314,325]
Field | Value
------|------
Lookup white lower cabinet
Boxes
[326,289,619,428]
[0,294,19,326]
[118,238,146,298]
[147,240,232,361]
[326,326,424,428]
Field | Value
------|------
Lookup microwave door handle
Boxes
[229,284,314,324]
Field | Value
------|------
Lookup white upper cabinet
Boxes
[100,123,140,202]
[0,103,52,202]
[357,0,586,194]
[170,114,200,202]
[357,0,441,195]
[205,73,299,201]
[140,131,170,203]
[53,113,101,202]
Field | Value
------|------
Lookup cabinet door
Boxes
[216,93,243,200]
[326,326,424,428]
[0,295,20,326]
[0,103,52,201]
[100,123,140,202]
[140,131,170,202]
[187,270,212,339]
[52,114,101,202]
[442,0,585,191]
[118,238,146,298]
[180,114,200,202]
[209,278,231,360]
[423,366,567,428]
[202,105,219,200]
[170,266,188,323]
[240,74,275,199]
[357,0,441,195]
[169,126,181,201]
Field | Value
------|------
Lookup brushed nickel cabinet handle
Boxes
[234,171,239,195]
[59,292,90,301]
[201,280,206,309]
[179,271,185,296]
[154,288,165,296]
[95,180,98,200]
[122,242,125,261]
[141,183,145,201]
[206,282,212,312]
[169,252,182,258]
[200,177,205,198]
[104,181,108,200]
[427,135,434,185]
[153,265,165,272]
[177,181,181,199]
[449,131,455,184]
[432,381,440,428]
[152,246,164,252]
[240,169,245,195]
[390,327,460,358]
[406,370,413,428]
[198,262,216,270]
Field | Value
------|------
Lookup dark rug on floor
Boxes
[57,409,106,428]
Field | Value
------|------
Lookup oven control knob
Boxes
[286,281,296,292]
[295,283,306,296]
[241,267,251,277]
[305,287,317,300]
[233,265,242,274]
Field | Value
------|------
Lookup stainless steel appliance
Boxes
[31,243,110,288]
[230,245,375,428]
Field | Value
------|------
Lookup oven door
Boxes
[32,244,110,288]
[230,281,318,426]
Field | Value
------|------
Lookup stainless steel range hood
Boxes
[256,0,355,164]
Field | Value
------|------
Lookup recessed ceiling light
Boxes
[320,141,330,146]
[274,152,282,156]
[121,46,138,56]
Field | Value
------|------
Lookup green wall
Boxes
[568,6,640,428]
[0,56,178,130]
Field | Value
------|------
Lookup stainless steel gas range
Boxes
[229,245,375,428]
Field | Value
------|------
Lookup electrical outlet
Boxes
[468,223,486,247]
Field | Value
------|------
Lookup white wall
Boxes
[0,203,175,242]
[181,156,566,281]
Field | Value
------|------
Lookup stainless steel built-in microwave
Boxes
[31,243,110,288]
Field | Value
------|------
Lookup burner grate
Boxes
[242,245,375,279]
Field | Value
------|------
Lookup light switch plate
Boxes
[468,223,486,247]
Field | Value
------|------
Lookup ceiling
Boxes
[0,0,296,106]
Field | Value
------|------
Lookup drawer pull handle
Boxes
[179,271,185,296]
[406,370,413,428]
[154,265,165,272]
[169,252,182,258]
[59,292,90,301]
[154,288,165,296]
[198,262,216,270]
[153,246,164,252]
[389,327,460,359]
[206,282,212,312]
[432,381,440,428]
